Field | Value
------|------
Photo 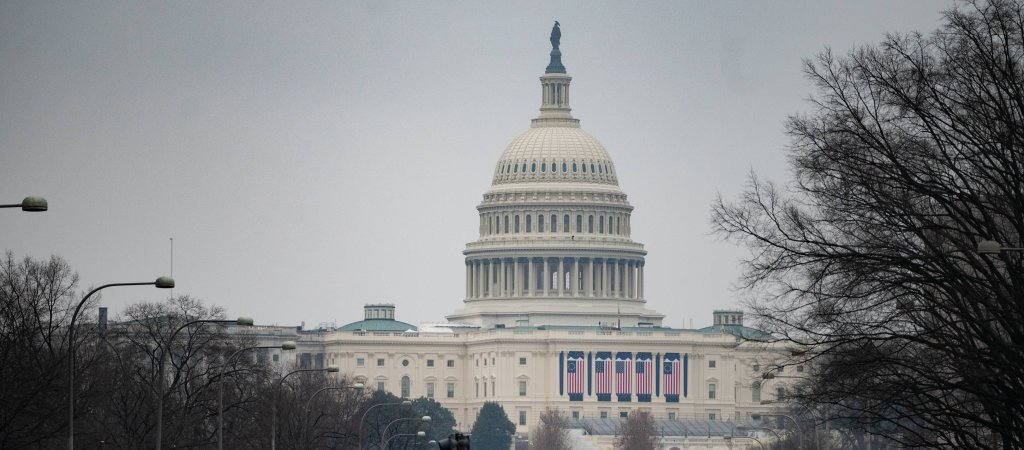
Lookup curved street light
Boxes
[1,196,47,211]
[156,316,253,449]
[381,416,430,450]
[358,400,412,449]
[217,341,297,450]
[725,434,767,450]
[977,239,1024,254]
[302,383,365,447]
[271,365,340,450]
[383,430,426,450]
[67,276,174,450]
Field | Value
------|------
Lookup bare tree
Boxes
[530,408,571,450]
[712,1,1024,449]
[0,253,83,449]
[614,410,660,450]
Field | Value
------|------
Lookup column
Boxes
[571,258,579,297]
[626,261,634,299]
[527,258,535,296]
[474,261,481,299]
[558,258,565,297]
[638,263,644,299]
[484,261,491,298]
[499,258,506,297]
[543,258,550,296]
[513,258,521,297]
[602,259,610,298]
[618,260,625,298]
[466,262,471,298]
[585,258,593,297]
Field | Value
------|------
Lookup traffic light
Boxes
[436,432,470,449]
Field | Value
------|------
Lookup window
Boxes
[576,215,582,233]
[513,164,518,173]
[571,411,580,419]
[492,381,495,396]
[377,358,385,367]
[588,215,594,233]
[519,357,527,365]
[519,411,527,426]
[777,365,784,372]
[447,382,455,398]
[668,412,676,420]
[599,216,604,233]
[476,383,480,397]
[551,214,557,232]
[377,381,385,391]
[483,382,487,397]
[519,381,527,396]
[427,382,435,398]
[447,359,455,368]
[777,387,786,400]
[600,411,608,419]
[476,359,479,367]
[709,360,716,368]
[709,412,717,421]
[797,365,805,373]
[752,382,762,402]
[514,215,520,233]
[708,383,717,399]
[522,163,526,173]
[591,163,596,173]
[562,162,567,172]
[504,216,509,233]
[402,359,409,367]
[272,354,279,363]
[752,363,760,372]
[483,359,487,366]
[492,358,495,365]
[541,163,546,172]
[531,163,536,172]
[526,215,532,232]
[572,162,578,172]
[619,412,628,418]
[427,359,434,367]
[564,215,569,233]
[357,357,365,366]
[538,215,544,232]
[401,376,410,398]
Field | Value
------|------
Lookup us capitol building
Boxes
[248,25,791,449]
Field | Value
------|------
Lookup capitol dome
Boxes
[447,25,664,328]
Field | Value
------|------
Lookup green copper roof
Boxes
[698,324,773,340]
[337,319,417,332]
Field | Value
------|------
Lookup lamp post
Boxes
[725,434,767,450]
[271,365,340,450]
[217,341,297,450]
[762,413,804,450]
[762,400,825,450]
[302,383,364,448]
[156,316,253,449]
[67,276,174,450]
[358,400,412,449]
[381,416,430,450]
[1,196,47,211]
[383,431,426,450]
[977,239,1024,254]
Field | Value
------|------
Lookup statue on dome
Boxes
[550,21,561,50]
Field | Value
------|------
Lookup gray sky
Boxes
[1,0,950,329]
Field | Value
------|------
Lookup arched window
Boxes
[752,381,762,402]
[538,214,544,232]
[401,376,410,398]
[572,162,578,172]
[513,164,518,173]
[576,215,582,233]
[582,162,587,173]
[531,163,536,172]
[521,163,527,173]
[541,163,546,173]
[526,215,532,232]
[591,164,596,173]
[504,216,509,234]
[588,215,594,233]
[488,216,493,235]
[616,216,621,235]
[562,162,568,173]
[598,164,603,173]
[551,214,557,232]
[607,216,612,234]
[515,215,520,233]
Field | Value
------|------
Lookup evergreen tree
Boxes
[470,402,515,450]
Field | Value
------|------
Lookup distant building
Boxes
[243,28,794,449]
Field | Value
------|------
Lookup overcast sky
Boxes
[1,1,951,329]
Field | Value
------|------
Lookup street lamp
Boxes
[217,341,297,450]
[67,276,174,450]
[271,365,340,450]
[385,432,430,448]
[381,416,430,450]
[977,239,1024,254]
[358,400,413,449]
[762,400,825,450]
[761,412,805,450]
[302,383,365,447]
[725,434,767,450]
[1,196,47,211]
[156,316,253,449]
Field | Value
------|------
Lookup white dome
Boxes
[491,126,619,186]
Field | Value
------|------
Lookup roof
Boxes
[698,324,773,341]
[336,319,417,332]
[567,417,753,437]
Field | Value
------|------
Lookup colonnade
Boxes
[465,257,644,300]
